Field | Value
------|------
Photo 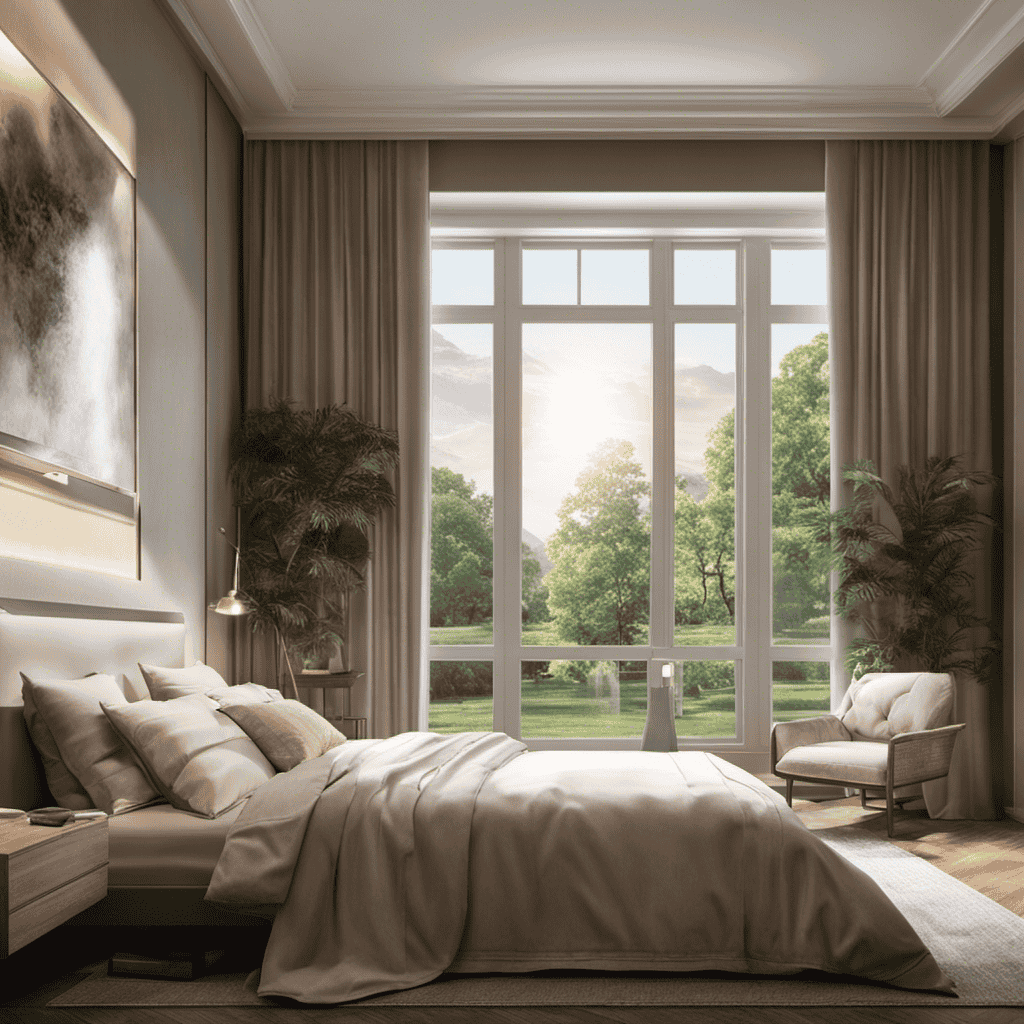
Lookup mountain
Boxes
[522,528,554,577]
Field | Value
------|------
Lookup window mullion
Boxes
[650,238,673,662]
[742,239,773,753]
[495,238,522,738]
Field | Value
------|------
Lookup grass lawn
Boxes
[428,678,830,738]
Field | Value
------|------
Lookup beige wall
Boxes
[429,139,826,191]
[0,0,241,663]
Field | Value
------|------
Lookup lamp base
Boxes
[641,685,678,752]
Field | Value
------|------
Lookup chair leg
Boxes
[786,778,793,807]
[886,785,894,838]
[861,788,868,808]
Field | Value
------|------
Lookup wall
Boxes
[0,0,241,664]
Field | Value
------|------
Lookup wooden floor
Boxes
[3,797,1024,1024]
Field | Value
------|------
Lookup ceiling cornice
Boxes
[242,86,1001,140]
[921,0,1024,115]
[226,0,296,110]
[161,0,1024,141]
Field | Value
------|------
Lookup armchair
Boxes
[770,672,965,837]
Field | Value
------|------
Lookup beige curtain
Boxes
[826,140,998,820]
[241,140,430,737]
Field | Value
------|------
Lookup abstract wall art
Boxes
[0,27,135,497]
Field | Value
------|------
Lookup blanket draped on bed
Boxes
[206,731,955,1004]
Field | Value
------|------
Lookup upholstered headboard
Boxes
[0,598,186,809]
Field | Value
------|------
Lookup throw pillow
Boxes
[217,699,347,772]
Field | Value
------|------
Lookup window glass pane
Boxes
[521,660,647,738]
[674,249,736,305]
[430,324,493,645]
[771,324,830,645]
[674,325,737,647]
[771,248,827,305]
[670,660,736,738]
[772,662,830,723]
[431,248,494,305]
[428,662,492,732]
[581,249,649,305]
[523,249,577,305]
[522,324,652,648]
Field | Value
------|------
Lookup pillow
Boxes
[101,693,276,818]
[140,662,284,705]
[217,700,347,772]
[206,682,285,707]
[139,661,229,700]
[20,673,163,815]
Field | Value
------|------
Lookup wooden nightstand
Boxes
[0,816,108,956]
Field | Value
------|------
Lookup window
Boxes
[429,194,829,760]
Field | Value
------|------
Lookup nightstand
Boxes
[0,816,108,956]
[294,670,368,739]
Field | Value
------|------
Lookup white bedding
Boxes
[206,731,955,1004]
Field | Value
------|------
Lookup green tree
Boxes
[546,440,650,645]
[771,333,831,628]
[675,476,735,624]
[430,468,493,626]
[522,543,550,622]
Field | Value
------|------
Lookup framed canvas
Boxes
[0,27,136,521]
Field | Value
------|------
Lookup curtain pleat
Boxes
[826,140,998,819]
[242,140,430,737]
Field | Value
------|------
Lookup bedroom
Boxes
[0,0,1022,1020]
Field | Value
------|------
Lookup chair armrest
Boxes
[888,722,966,786]
[771,715,851,774]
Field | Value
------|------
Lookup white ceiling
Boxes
[160,0,1024,139]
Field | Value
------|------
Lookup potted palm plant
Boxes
[825,455,999,680]
[229,400,399,696]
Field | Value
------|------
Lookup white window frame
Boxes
[430,195,827,774]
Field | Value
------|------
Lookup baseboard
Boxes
[1005,806,1024,824]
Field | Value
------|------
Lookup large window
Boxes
[429,194,829,761]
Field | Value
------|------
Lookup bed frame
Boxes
[0,597,265,927]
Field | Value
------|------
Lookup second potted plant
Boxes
[230,400,399,696]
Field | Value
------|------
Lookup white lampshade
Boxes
[214,590,249,616]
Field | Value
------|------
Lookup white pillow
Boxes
[20,673,163,814]
[101,693,276,818]
[140,662,284,705]
[139,661,229,700]
[206,682,285,707]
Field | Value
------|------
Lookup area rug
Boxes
[49,825,1024,1007]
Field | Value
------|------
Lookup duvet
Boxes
[206,730,955,1004]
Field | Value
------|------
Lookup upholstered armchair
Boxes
[771,672,965,837]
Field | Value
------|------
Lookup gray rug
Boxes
[50,826,1024,1007]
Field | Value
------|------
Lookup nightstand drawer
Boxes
[7,823,107,912]
[6,864,108,955]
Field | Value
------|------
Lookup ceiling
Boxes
[159,0,1024,140]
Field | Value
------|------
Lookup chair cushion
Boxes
[775,741,889,786]
[836,672,953,741]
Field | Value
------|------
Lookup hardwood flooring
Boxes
[3,797,1024,1024]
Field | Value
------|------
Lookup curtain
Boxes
[241,140,430,737]
[826,140,998,820]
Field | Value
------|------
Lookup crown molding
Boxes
[243,86,999,139]
[157,0,253,124]
[225,0,296,110]
[921,0,1024,116]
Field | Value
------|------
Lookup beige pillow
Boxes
[101,693,276,818]
[139,661,229,700]
[217,700,347,772]
[20,673,163,814]
[206,682,285,706]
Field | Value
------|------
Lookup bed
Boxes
[0,599,957,1003]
